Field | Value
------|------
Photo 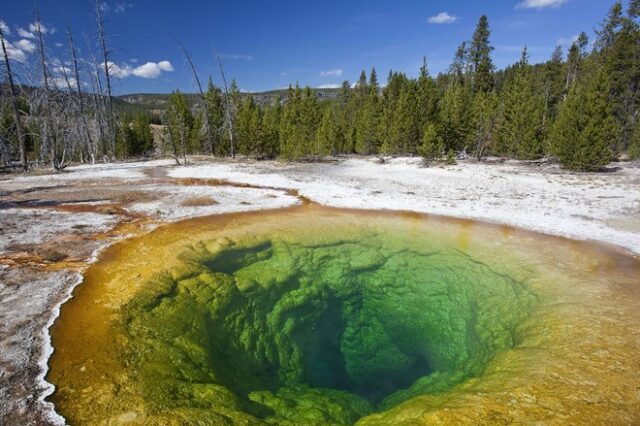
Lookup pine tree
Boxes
[543,46,566,123]
[229,79,242,112]
[598,2,640,150]
[418,123,444,161]
[131,113,154,155]
[596,2,625,51]
[565,43,582,98]
[356,70,368,98]
[438,80,472,153]
[630,0,640,18]
[469,15,495,94]
[416,58,439,135]
[630,123,640,159]
[164,90,195,163]
[262,99,282,158]
[327,80,351,153]
[369,67,379,90]
[355,96,381,154]
[355,71,382,154]
[496,48,546,159]
[205,78,225,155]
[445,148,456,165]
[470,90,498,159]
[236,96,259,156]
[450,42,468,84]
[379,72,409,153]
[228,79,241,153]
[551,70,621,171]
[388,81,420,154]
[117,115,134,158]
[300,86,321,156]
[279,85,320,159]
[119,113,154,158]
[248,104,264,159]
[190,112,203,153]
[316,106,338,156]
[279,85,302,159]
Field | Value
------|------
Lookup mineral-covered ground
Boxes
[1,156,639,425]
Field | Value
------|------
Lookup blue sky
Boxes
[0,0,619,94]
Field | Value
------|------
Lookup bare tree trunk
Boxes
[0,132,11,166]
[178,113,187,165]
[85,35,109,161]
[67,23,95,164]
[475,111,486,161]
[0,26,28,171]
[96,0,116,161]
[89,68,107,159]
[564,60,578,102]
[161,112,181,165]
[215,51,235,158]
[34,9,58,170]
[176,38,214,155]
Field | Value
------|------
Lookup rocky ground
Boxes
[0,156,638,425]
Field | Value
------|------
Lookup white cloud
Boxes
[1,41,27,62]
[53,65,72,75]
[15,39,36,53]
[105,60,175,79]
[427,12,459,24]
[29,22,50,35]
[516,0,567,10]
[320,69,343,77]
[105,61,132,78]
[0,20,10,35]
[51,76,78,89]
[318,84,341,89]
[132,62,162,78]
[55,42,64,48]
[158,60,174,72]
[99,2,109,12]
[17,27,35,39]
[132,61,174,78]
[130,57,138,63]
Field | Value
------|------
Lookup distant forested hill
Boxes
[117,88,341,114]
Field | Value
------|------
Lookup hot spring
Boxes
[47,206,640,425]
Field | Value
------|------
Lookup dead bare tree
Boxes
[95,0,116,161]
[33,8,61,169]
[57,59,85,167]
[178,111,187,165]
[175,37,214,155]
[0,25,28,170]
[66,22,95,164]
[0,99,13,166]
[160,111,181,166]
[84,32,109,160]
[215,50,235,158]
[46,93,75,170]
